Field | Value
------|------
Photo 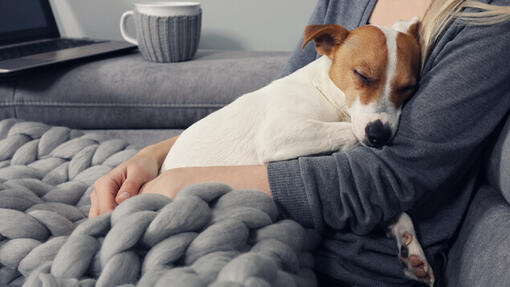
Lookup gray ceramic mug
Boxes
[120,2,201,63]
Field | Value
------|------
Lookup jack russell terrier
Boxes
[161,18,434,286]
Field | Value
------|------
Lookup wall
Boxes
[48,0,317,51]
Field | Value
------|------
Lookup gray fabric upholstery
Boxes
[0,79,15,119]
[485,116,510,204]
[445,184,510,287]
[0,119,319,287]
[449,115,510,287]
[0,50,289,129]
[83,129,182,149]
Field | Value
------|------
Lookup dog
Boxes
[161,18,434,286]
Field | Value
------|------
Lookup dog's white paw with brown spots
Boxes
[388,212,435,286]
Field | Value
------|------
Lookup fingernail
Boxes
[118,192,131,200]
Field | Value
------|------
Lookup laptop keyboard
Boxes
[0,39,102,61]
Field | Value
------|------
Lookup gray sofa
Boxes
[0,49,509,287]
[0,50,289,147]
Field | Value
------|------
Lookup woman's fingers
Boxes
[89,152,161,218]
[114,155,160,203]
[88,189,99,218]
[93,176,119,216]
[115,179,143,203]
[115,168,149,204]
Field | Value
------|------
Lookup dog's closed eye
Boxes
[353,69,373,84]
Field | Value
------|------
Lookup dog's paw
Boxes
[397,231,435,286]
[389,213,435,286]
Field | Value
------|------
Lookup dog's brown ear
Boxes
[392,17,421,45]
[406,20,421,44]
[301,24,349,58]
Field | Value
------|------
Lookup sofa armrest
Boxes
[445,184,510,287]
[486,114,510,204]
[0,49,290,129]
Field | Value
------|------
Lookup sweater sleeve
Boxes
[268,20,510,234]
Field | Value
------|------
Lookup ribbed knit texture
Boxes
[135,10,202,63]
[267,160,317,230]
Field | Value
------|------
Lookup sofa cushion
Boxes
[486,115,510,204]
[0,50,289,129]
[446,184,510,287]
[83,129,182,149]
[0,79,15,120]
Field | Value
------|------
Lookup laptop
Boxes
[0,0,136,75]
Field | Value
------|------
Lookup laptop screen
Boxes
[0,0,59,46]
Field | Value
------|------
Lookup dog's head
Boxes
[302,19,421,148]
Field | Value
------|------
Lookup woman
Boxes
[89,0,510,286]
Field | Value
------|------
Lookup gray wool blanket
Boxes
[0,119,320,287]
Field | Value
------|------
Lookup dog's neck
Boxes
[311,56,351,121]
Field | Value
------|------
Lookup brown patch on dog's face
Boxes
[328,25,389,108]
[390,29,421,109]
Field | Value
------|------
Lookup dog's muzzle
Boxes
[364,120,392,148]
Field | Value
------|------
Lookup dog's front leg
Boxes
[388,212,435,286]
[258,120,359,163]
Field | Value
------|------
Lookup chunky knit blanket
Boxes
[0,119,320,287]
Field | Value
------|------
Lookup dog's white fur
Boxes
[162,55,357,171]
[162,19,420,171]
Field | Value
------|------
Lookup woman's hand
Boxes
[140,165,272,199]
[88,152,160,218]
[89,136,178,218]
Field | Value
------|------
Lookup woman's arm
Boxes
[89,136,178,217]
[269,21,510,233]
[140,165,271,198]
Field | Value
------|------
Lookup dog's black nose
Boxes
[365,120,392,148]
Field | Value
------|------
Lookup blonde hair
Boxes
[421,0,510,64]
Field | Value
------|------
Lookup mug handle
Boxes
[120,10,138,45]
